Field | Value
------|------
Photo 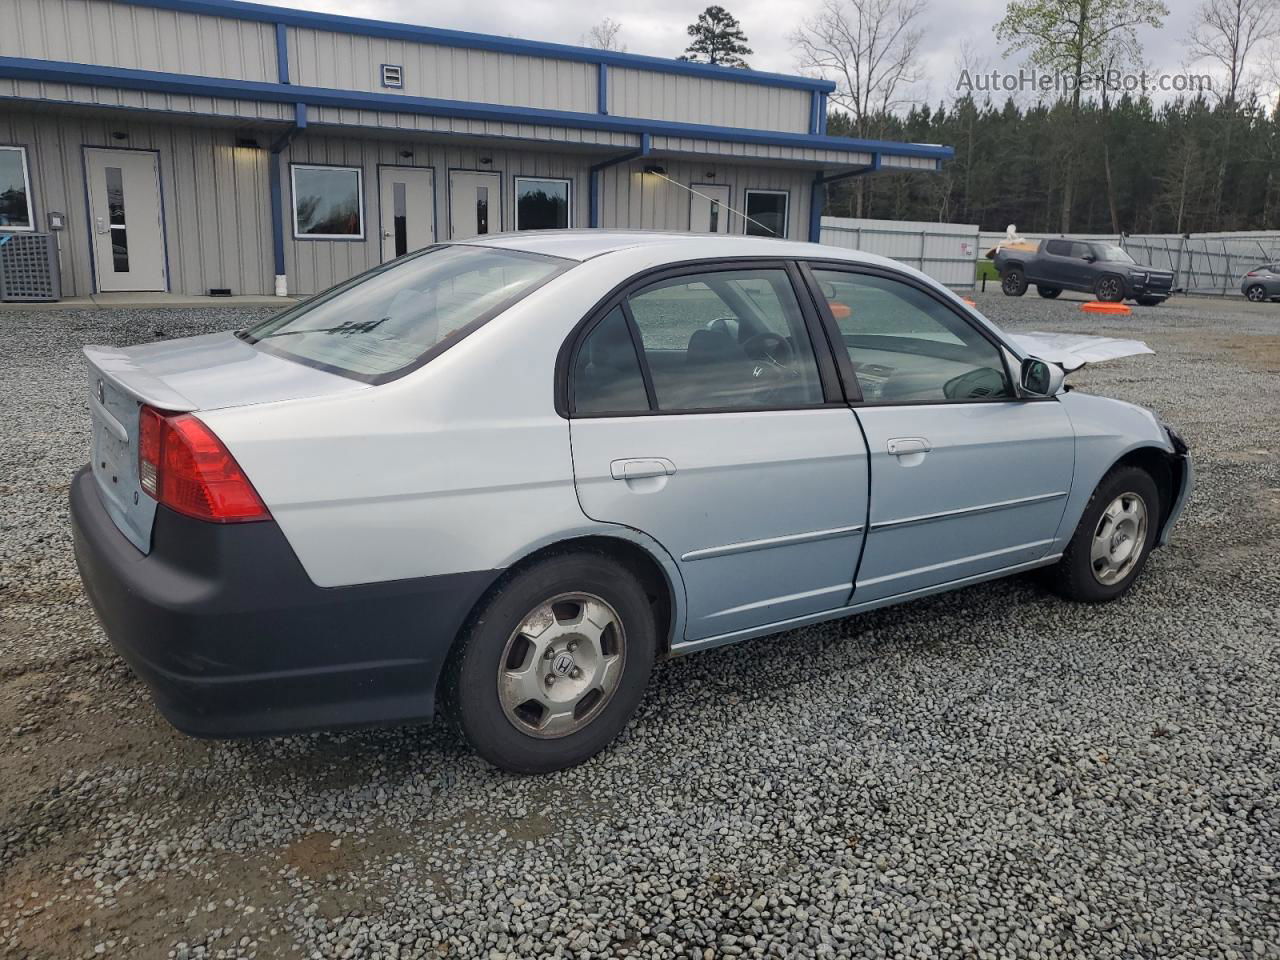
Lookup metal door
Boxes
[690,184,731,233]
[379,167,435,261]
[568,264,869,644]
[449,171,501,239]
[84,148,166,292]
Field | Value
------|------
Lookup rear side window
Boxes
[1045,240,1070,256]
[243,245,567,382]
[569,268,825,415]
[573,307,649,414]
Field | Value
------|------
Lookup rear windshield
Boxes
[242,245,569,382]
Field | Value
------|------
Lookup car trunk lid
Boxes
[84,332,367,553]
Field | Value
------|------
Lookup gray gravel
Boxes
[1,293,1278,960]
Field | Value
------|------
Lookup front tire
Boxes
[446,552,656,773]
[1095,275,1125,302]
[1245,284,1267,303]
[1002,267,1028,297]
[1037,286,1061,299]
[1048,466,1160,602]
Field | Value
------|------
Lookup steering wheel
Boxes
[741,332,795,369]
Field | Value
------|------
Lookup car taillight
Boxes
[137,406,270,523]
[1246,271,1258,277]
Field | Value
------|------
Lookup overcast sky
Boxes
[272,0,1220,107]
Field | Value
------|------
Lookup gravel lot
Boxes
[1,292,1277,960]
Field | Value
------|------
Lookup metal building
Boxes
[0,0,953,298]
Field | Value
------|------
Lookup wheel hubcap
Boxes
[1090,493,1148,585]
[1248,286,1264,301]
[497,592,626,739]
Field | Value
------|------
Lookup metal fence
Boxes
[979,230,1280,297]
[822,217,980,288]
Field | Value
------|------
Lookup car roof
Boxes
[462,229,881,266]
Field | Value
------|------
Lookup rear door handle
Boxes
[887,437,931,457]
[610,458,676,480]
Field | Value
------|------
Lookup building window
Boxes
[743,189,788,238]
[515,177,570,230]
[381,64,404,89]
[291,165,364,240]
[0,146,35,231]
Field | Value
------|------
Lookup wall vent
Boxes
[0,233,61,302]
[381,64,404,88]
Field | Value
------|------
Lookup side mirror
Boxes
[1082,254,1097,263]
[1020,357,1064,397]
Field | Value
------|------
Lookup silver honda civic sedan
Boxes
[71,232,1193,772]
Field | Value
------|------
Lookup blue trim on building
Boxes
[589,133,650,228]
[0,57,953,162]
[116,0,836,93]
[818,94,828,135]
[807,156,883,242]
[274,21,289,84]
[809,92,820,135]
[597,63,608,115]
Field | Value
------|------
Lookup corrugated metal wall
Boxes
[822,217,980,288]
[0,77,296,124]
[1,110,273,298]
[607,68,811,134]
[599,161,812,240]
[0,0,277,82]
[287,28,597,113]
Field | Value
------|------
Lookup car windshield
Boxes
[1094,243,1135,264]
[242,245,569,382]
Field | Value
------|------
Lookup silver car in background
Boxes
[1242,264,1280,302]
[71,233,1192,772]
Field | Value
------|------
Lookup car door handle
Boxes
[610,458,676,480]
[887,438,931,457]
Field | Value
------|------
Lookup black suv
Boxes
[993,239,1174,305]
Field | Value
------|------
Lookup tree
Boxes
[583,17,626,52]
[996,0,1169,231]
[792,0,927,136]
[681,6,753,67]
[1184,0,1280,105]
[791,0,928,214]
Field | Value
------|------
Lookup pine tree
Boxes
[680,6,753,68]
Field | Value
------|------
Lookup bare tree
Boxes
[583,17,626,52]
[791,0,928,139]
[1184,0,1279,105]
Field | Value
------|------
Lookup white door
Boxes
[690,184,731,233]
[84,148,166,292]
[379,166,435,261]
[449,171,501,239]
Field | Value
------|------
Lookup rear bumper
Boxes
[70,466,499,737]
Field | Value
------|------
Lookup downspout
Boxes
[269,102,307,297]
[589,132,650,228]
[808,153,881,243]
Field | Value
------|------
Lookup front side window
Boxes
[0,146,34,230]
[244,245,567,381]
[810,268,1013,404]
[1093,243,1134,263]
[292,165,364,239]
[582,268,823,412]
[515,177,570,230]
[743,190,788,238]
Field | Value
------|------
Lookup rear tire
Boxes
[1002,267,1028,297]
[1245,284,1267,303]
[1037,286,1061,299]
[1095,275,1125,302]
[1047,466,1160,603]
[445,552,656,773]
